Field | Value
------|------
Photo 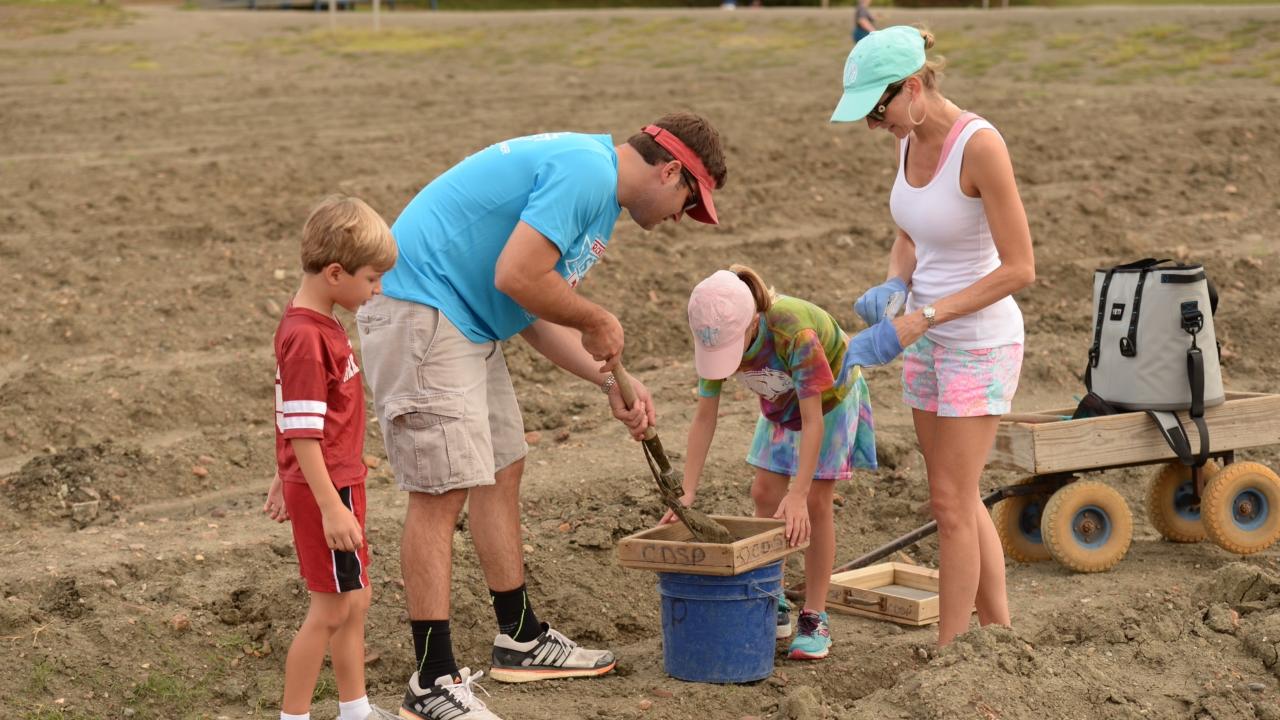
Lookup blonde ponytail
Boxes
[912,25,946,91]
[729,264,775,313]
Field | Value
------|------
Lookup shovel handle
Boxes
[613,365,657,441]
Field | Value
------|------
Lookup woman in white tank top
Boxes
[831,25,1036,647]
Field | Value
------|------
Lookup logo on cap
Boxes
[844,61,858,87]
[696,326,720,348]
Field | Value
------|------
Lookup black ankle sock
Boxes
[490,584,542,643]
[410,619,458,684]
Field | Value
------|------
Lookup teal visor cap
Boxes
[830,25,927,123]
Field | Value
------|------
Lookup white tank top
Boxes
[890,115,1024,350]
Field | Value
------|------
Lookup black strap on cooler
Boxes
[1145,298,1210,468]
[1146,410,1193,463]
[1121,258,1174,358]
[1086,258,1169,389]
[1086,269,1116,387]
[1184,300,1210,467]
[1121,269,1150,357]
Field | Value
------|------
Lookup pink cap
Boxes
[688,270,756,380]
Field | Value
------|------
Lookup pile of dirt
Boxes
[4,442,183,527]
[841,564,1280,720]
[3,4,1280,719]
[1202,564,1280,682]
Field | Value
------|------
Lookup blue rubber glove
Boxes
[836,317,904,386]
[853,277,908,327]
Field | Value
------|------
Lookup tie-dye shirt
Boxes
[697,296,858,431]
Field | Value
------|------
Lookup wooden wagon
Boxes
[985,391,1280,572]
[799,392,1280,585]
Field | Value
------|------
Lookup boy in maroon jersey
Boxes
[263,195,399,720]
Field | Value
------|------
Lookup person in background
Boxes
[853,0,877,45]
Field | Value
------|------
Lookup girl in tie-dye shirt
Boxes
[661,265,877,663]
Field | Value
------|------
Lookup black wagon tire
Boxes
[1146,461,1220,543]
[1041,481,1134,573]
[1201,461,1280,555]
[993,477,1053,563]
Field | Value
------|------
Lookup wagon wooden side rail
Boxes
[787,391,1280,600]
[988,392,1280,475]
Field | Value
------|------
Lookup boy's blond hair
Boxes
[301,195,397,275]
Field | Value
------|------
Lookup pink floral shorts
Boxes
[901,336,1023,418]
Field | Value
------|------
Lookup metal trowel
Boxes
[613,365,733,544]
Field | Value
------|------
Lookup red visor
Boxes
[642,124,719,225]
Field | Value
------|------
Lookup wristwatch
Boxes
[922,305,937,328]
[600,374,617,394]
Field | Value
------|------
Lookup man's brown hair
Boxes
[626,112,727,190]
[300,194,397,275]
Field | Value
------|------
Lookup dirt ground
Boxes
[3,2,1280,718]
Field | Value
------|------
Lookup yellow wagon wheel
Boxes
[1146,461,1220,543]
[1041,481,1134,573]
[993,477,1053,563]
[1201,461,1280,555]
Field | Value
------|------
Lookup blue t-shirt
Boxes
[382,133,622,342]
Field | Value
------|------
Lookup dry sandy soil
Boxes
[3,2,1280,718]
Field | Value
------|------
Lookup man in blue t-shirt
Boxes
[356,113,727,719]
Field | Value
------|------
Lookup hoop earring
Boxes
[907,95,927,126]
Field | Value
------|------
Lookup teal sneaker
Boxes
[787,610,831,660]
[776,596,793,639]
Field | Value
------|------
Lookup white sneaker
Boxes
[398,668,501,720]
[489,623,616,683]
[331,703,400,720]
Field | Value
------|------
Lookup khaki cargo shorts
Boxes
[356,295,527,495]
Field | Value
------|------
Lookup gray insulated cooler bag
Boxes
[1085,258,1223,467]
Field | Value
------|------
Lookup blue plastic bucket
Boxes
[657,561,782,683]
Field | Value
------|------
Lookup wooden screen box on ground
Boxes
[617,516,807,577]
[826,562,939,626]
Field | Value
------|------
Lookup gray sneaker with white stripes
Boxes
[489,623,616,683]
[398,668,501,720]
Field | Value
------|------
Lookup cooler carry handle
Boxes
[1087,258,1171,378]
[1087,268,1116,377]
[1121,265,1160,357]
[1121,258,1184,359]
